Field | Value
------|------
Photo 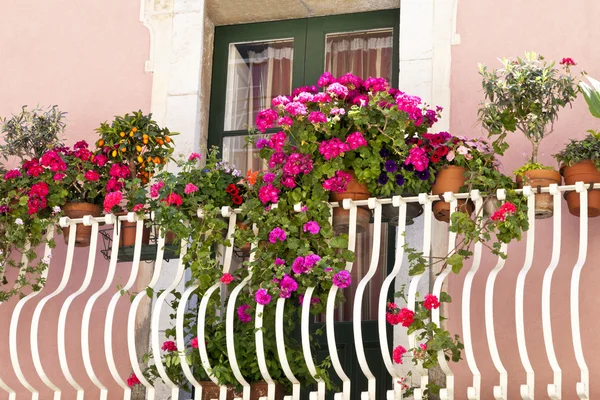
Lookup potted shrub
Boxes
[478,53,579,218]
[252,73,441,233]
[554,75,600,216]
[420,133,498,222]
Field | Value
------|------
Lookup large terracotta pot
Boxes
[431,166,473,222]
[329,171,371,234]
[62,202,103,247]
[196,381,284,400]
[561,160,600,217]
[516,169,562,219]
[118,213,151,248]
[197,381,238,400]
[250,382,285,400]
[380,194,424,226]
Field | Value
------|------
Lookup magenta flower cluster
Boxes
[292,254,321,274]
[269,227,287,244]
[322,170,352,193]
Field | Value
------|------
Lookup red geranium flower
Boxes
[226,184,239,196]
[232,195,243,205]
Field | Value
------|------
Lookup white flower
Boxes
[52,206,61,214]
[42,255,52,264]
[15,218,23,225]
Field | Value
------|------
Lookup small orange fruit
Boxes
[120,132,125,137]
[137,156,143,163]
[97,139,104,147]
[132,127,138,133]
[147,156,153,163]
[154,156,160,164]
[165,136,171,143]
[136,145,142,152]
[121,147,127,153]
[129,132,134,137]
[142,134,148,140]
[112,150,117,157]
[143,139,148,145]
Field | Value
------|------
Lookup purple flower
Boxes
[385,160,397,173]
[0,205,8,214]
[379,148,390,158]
[279,275,299,298]
[303,221,321,234]
[263,173,275,183]
[333,270,352,289]
[395,174,405,186]
[255,289,272,305]
[378,172,389,185]
[237,304,252,323]
[416,170,431,181]
[256,139,268,149]
[269,227,287,244]
[304,254,321,268]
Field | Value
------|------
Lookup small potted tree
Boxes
[478,53,579,218]
[554,75,600,217]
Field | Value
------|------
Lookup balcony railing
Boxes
[0,182,595,400]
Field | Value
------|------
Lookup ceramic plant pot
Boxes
[61,202,103,247]
[236,221,252,256]
[118,213,151,248]
[431,166,473,222]
[380,194,424,226]
[516,169,562,219]
[561,160,600,217]
[329,171,371,234]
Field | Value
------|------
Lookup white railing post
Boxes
[406,194,432,400]
[57,216,99,400]
[377,195,411,400]
[326,198,357,400]
[431,192,458,400]
[80,214,118,400]
[353,198,383,400]
[571,181,590,400]
[462,190,483,400]
[484,189,508,400]
[542,184,562,400]
[515,187,536,400]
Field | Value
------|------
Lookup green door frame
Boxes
[207,10,400,151]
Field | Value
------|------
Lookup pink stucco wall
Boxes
[0,1,151,399]
[449,0,600,398]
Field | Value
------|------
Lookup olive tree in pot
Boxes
[478,53,579,218]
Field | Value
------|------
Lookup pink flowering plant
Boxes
[252,73,442,198]
[387,287,463,398]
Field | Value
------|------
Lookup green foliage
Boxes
[580,75,600,119]
[478,52,579,163]
[553,133,600,170]
[0,105,66,163]
[513,162,555,177]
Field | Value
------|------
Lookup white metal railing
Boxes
[0,182,595,400]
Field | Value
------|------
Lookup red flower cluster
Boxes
[386,302,415,327]
[28,182,49,215]
[40,151,67,172]
[23,159,44,177]
[559,57,576,66]
[490,201,517,222]
[127,373,141,387]
[163,193,183,207]
[226,184,243,206]
[423,294,440,310]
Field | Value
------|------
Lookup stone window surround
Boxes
[139,0,460,158]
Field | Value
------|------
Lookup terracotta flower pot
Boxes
[431,166,473,223]
[196,381,284,400]
[250,382,285,400]
[329,171,371,234]
[561,160,600,217]
[197,381,239,400]
[380,194,424,226]
[118,213,151,248]
[62,202,103,247]
[516,169,562,219]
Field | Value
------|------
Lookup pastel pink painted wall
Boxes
[449,0,600,398]
[0,1,151,399]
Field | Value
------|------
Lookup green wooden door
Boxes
[208,10,400,399]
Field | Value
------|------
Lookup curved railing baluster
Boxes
[80,214,117,400]
[300,284,325,400]
[326,198,357,400]
[378,195,410,400]
[542,184,562,400]
[484,189,508,400]
[57,217,99,400]
[462,190,483,400]
[198,208,237,400]
[431,193,457,400]
[150,225,189,400]
[128,213,166,400]
[570,182,589,400]
[352,198,382,400]
[515,187,536,400]
[406,194,432,400]
[105,214,145,400]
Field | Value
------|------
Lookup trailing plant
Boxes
[0,105,66,163]
[478,53,579,168]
